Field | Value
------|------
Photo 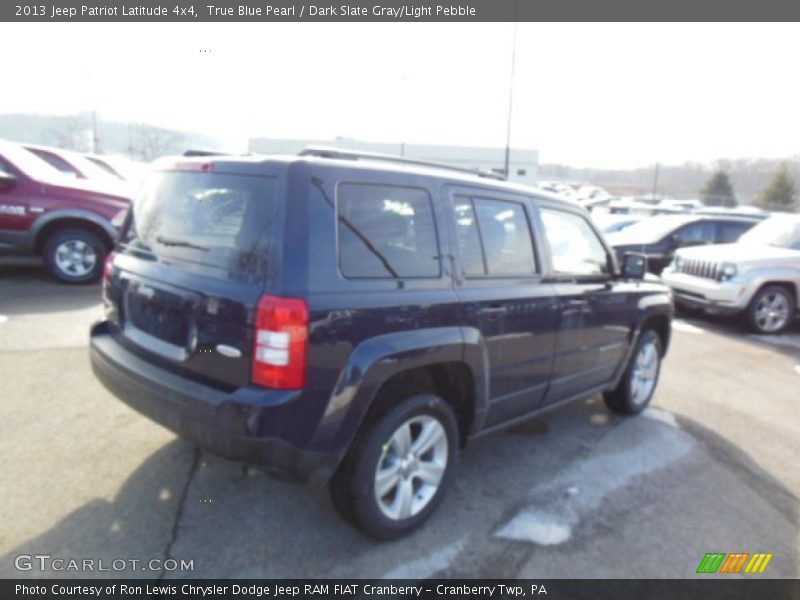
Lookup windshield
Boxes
[124,170,277,279]
[738,216,800,250]
[70,153,128,183]
[85,156,125,179]
[607,215,692,244]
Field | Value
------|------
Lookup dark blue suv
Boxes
[90,147,672,539]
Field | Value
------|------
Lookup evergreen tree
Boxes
[700,170,736,207]
[758,164,797,212]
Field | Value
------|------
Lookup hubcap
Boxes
[374,415,448,521]
[55,240,97,277]
[631,341,659,406]
[754,293,790,333]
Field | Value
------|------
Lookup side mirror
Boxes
[621,252,647,280]
[0,171,17,190]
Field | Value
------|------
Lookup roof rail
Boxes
[298,146,506,181]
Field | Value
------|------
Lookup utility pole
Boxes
[651,162,660,201]
[400,73,409,158]
[503,20,518,180]
[91,110,99,154]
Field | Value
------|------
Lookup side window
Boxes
[337,183,440,279]
[717,221,752,243]
[454,196,485,277]
[454,196,537,277]
[540,209,610,276]
[677,221,715,244]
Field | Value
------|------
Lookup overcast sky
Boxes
[1,22,799,168]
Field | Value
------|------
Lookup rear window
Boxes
[337,183,441,279]
[124,171,276,278]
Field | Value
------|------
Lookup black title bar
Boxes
[4,579,800,600]
[5,0,800,21]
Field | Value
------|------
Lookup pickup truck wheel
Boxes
[330,393,458,540]
[747,285,794,334]
[43,228,107,284]
[604,329,662,415]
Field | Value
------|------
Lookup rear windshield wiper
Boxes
[155,236,209,251]
[310,177,399,278]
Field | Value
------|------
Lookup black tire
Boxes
[329,393,458,540]
[42,228,107,284]
[604,329,662,415]
[746,285,794,335]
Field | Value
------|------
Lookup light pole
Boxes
[91,110,99,154]
[503,21,518,180]
[652,162,660,201]
[400,73,409,157]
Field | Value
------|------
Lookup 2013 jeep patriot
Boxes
[90,147,672,539]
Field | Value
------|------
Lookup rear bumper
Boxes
[90,321,337,485]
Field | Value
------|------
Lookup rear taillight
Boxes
[252,295,308,389]
[102,252,115,305]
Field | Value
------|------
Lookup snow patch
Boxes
[496,511,572,545]
[382,538,465,579]
[643,407,679,429]
[672,320,705,334]
[496,417,693,547]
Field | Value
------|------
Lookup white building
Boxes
[248,137,538,185]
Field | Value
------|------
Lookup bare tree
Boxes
[131,123,185,161]
[48,114,90,151]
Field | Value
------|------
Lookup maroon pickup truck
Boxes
[0,141,131,283]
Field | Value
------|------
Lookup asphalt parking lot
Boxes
[1,257,798,579]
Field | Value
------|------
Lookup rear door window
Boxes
[124,170,276,279]
[454,196,537,277]
[337,183,441,279]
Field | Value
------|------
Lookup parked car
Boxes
[82,154,127,180]
[90,147,672,539]
[657,199,704,212]
[662,215,800,334]
[0,140,131,282]
[692,205,769,220]
[24,143,130,190]
[84,153,148,183]
[605,214,760,275]
[593,213,643,235]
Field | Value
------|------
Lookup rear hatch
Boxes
[111,162,280,389]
